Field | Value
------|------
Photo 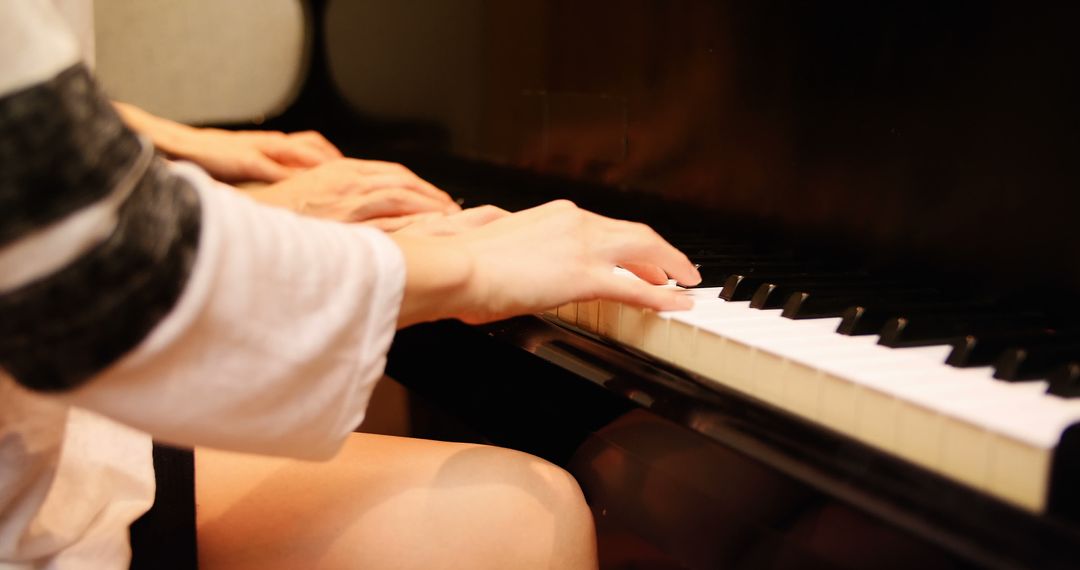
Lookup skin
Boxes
[390,199,699,327]
[118,103,700,569]
[196,433,600,570]
[114,101,342,182]
[113,101,460,226]
[246,159,461,223]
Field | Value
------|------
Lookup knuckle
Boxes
[240,155,264,173]
[385,192,408,208]
[626,220,657,238]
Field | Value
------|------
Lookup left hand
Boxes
[374,205,510,235]
[246,159,461,223]
[168,128,344,183]
[113,101,343,183]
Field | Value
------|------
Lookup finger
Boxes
[447,205,511,228]
[598,273,694,312]
[290,130,344,160]
[604,219,700,286]
[361,213,437,232]
[347,189,455,221]
[262,140,327,169]
[618,262,669,285]
[354,173,459,210]
[337,159,458,206]
[398,206,510,236]
[242,154,295,183]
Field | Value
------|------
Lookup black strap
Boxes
[129,444,198,570]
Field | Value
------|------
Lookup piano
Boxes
[267,1,1080,568]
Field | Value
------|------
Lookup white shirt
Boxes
[0,2,405,568]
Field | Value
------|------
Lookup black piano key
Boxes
[946,328,1073,367]
[995,340,1080,381]
[690,260,826,289]
[720,271,868,302]
[878,312,1047,349]
[838,300,995,336]
[750,279,920,311]
[1048,363,1080,398]
[781,287,940,320]
[691,265,738,288]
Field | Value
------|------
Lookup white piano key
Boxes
[578,300,600,332]
[556,302,578,325]
[618,305,647,348]
[583,294,1080,513]
[641,311,672,360]
[597,299,621,338]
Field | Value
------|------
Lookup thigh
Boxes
[195,433,597,570]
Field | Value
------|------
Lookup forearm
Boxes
[2,61,404,459]
[62,168,406,459]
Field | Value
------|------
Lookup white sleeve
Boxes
[1,0,406,461]
[61,163,406,460]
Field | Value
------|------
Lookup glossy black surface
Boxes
[281,0,1080,302]
[267,1,1080,567]
[995,342,1080,381]
[388,317,1080,569]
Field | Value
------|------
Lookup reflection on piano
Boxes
[269,1,1080,567]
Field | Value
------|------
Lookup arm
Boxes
[1,6,696,460]
[113,100,341,183]
[1,15,403,458]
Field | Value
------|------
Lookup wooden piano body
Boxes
[264,1,1080,567]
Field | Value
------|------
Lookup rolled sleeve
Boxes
[61,163,406,459]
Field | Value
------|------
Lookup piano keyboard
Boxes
[547,271,1080,513]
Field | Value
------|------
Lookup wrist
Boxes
[389,234,476,328]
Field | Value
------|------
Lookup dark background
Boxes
[278,0,1080,300]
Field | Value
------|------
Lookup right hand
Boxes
[391,200,701,327]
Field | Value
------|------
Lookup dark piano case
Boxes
[266,2,1080,567]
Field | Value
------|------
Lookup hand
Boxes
[166,128,343,183]
[247,159,461,223]
[113,101,343,183]
[366,205,510,234]
[390,200,702,327]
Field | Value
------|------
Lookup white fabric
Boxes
[62,164,406,459]
[0,1,407,568]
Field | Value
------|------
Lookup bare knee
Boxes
[425,445,598,569]
[195,437,597,570]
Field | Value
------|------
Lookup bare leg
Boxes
[195,433,598,570]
